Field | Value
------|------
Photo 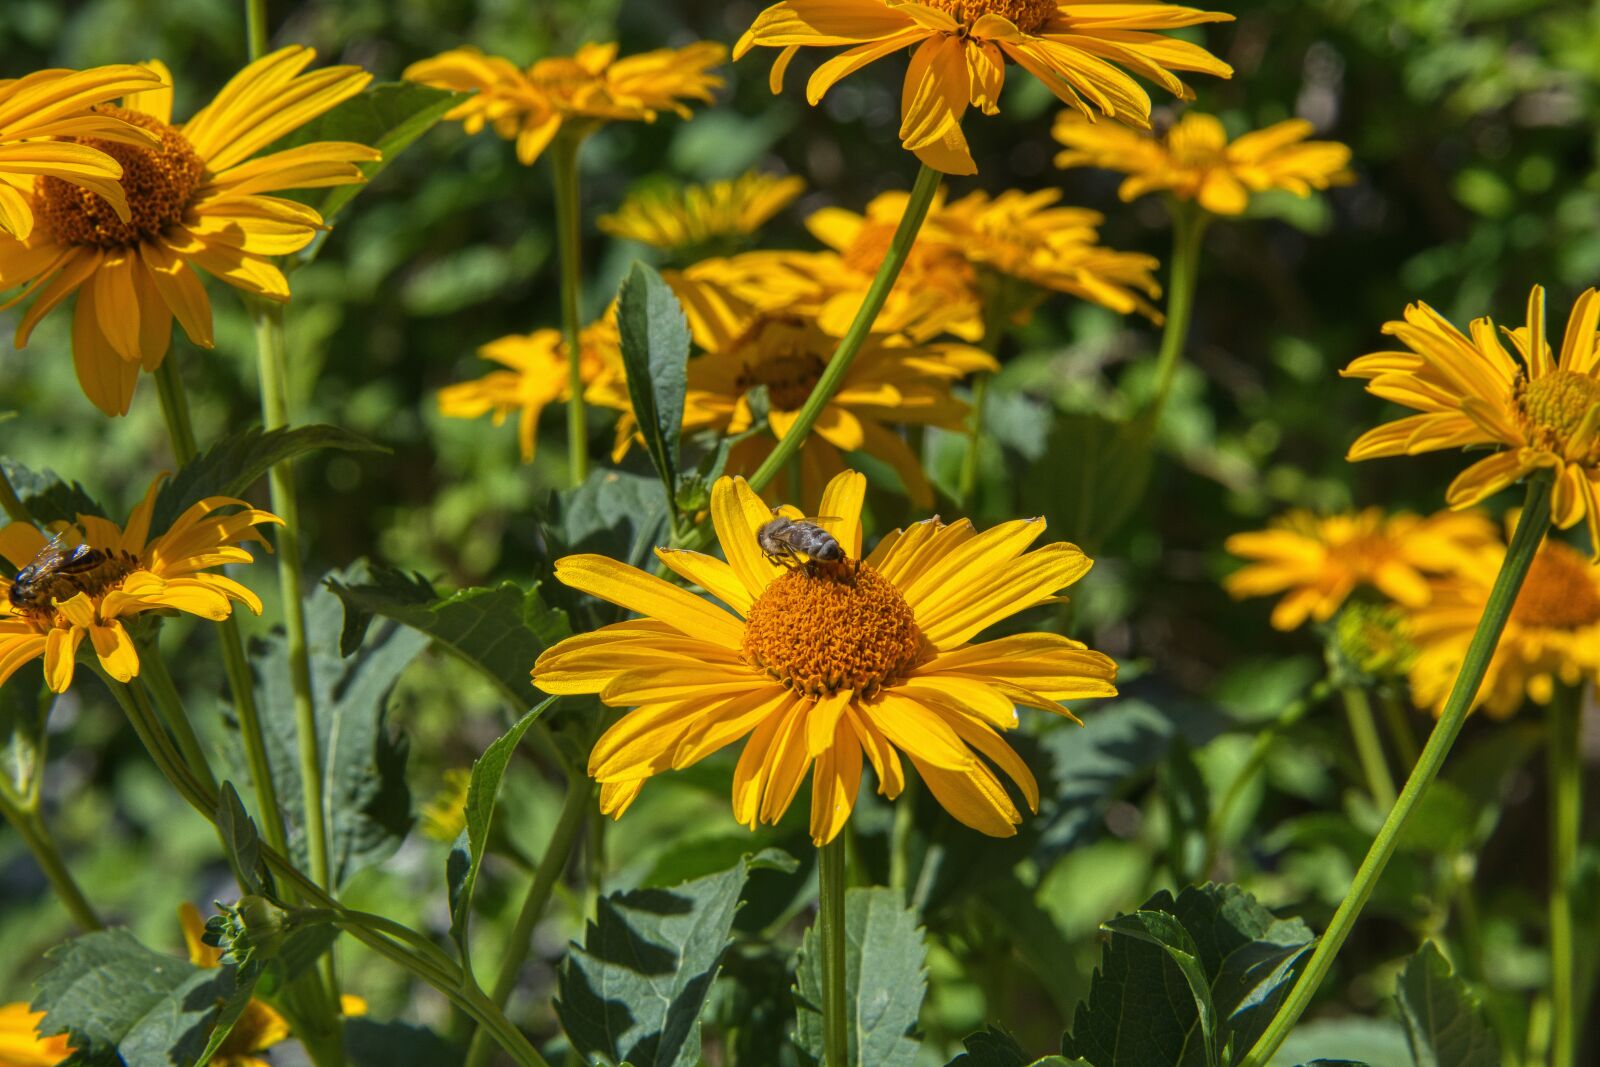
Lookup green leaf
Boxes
[328,562,569,712]
[0,659,50,799]
[1394,942,1499,1067]
[1272,1017,1407,1067]
[151,425,383,531]
[556,853,770,1067]
[1101,911,1218,1067]
[546,468,671,570]
[943,1026,1077,1066]
[794,887,927,1067]
[215,782,269,896]
[344,1019,464,1067]
[617,262,691,501]
[33,929,260,1067]
[1021,411,1154,554]
[447,698,556,963]
[0,459,103,525]
[245,571,428,888]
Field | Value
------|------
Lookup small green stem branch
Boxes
[244,0,268,59]
[0,796,101,931]
[551,132,588,487]
[1341,685,1396,810]
[748,163,942,495]
[463,772,593,1067]
[1240,475,1553,1067]
[0,463,36,524]
[1148,204,1209,420]
[1548,682,1582,1067]
[818,835,849,1067]
[152,359,199,462]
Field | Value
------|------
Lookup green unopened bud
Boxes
[204,895,291,966]
[1330,602,1417,683]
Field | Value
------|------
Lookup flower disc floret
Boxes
[924,0,1056,31]
[1511,541,1600,629]
[742,563,923,697]
[1516,370,1600,458]
[35,106,203,248]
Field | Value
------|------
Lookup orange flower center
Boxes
[1510,541,1600,630]
[1516,369,1600,460]
[922,0,1057,33]
[34,106,204,248]
[742,562,924,698]
[6,542,137,622]
[732,313,829,410]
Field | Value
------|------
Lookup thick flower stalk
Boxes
[534,470,1118,844]
[0,47,377,415]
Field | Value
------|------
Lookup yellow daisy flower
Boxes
[404,41,725,165]
[0,1001,73,1066]
[614,275,995,506]
[534,470,1118,844]
[1053,110,1354,215]
[0,476,281,693]
[437,314,625,463]
[1408,537,1600,717]
[598,171,805,256]
[0,47,377,417]
[734,0,1234,175]
[0,65,169,240]
[1343,286,1600,556]
[1223,507,1496,631]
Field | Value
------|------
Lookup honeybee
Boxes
[756,513,848,571]
[7,535,109,614]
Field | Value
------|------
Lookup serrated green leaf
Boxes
[0,659,50,800]
[327,562,568,711]
[448,698,556,964]
[150,425,383,531]
[943,1025,1077,1066]
[1102,911,1218,1067]
[33,929,259,1067]
[215,782,268,896]
[1395,942,1499,1067]
[0,459,103,525]
[1272,1017,1407,1067]
[795,887,927,1067]
[1021,411,1154,554]
[557,854,763,1067]
[617,262,690,502]
[547,468,671,570]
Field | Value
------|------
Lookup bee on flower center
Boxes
[7,536,137,619]
[756,514,846,570]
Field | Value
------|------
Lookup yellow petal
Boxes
[554,554,746,649]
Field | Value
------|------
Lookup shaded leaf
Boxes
[1022,411,1154,554]
[0,659,50,799]
[617,262,690,501]
[344,1019,464,1067]
[794,887,927,1067]
[944,1025,1077,1066]
[1101,911,1218,1067]
[215,782,268,897]
[546,468,671,570]
[1395,942,1499,1067]
[0,459,102,525]
[1272,1016,1408,1067]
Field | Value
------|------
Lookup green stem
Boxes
[1148,204,1208,418]
[0,799,101,931]
[747,163,942,495]
[1548,682,1582,1067]
[1341,685,1396,810]
[463,773,593,1067]
[153,359,199,462]
[818,835,849,1067]
[1379,690,1420,770]
[0,463,36,524]
[138,639,219,796]
[1239,474,1553,1067]
[244,0,268,59]
[551,132,588,487]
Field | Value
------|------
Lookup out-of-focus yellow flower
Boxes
[534,470,1117,843]
[1223,508,1496,631]
[1053,111,1353,215]
[419,767,472,842]
[0,48,377,416]
[0,65,169,240]
[1344,286,1600,557]
[1408,536,1600,717]
[437,313,626,464]
[598,171,804,256]
[404,41,725,165]
[0,1001,72,1066]
[735,0,1233,175]
[0,476,280,693]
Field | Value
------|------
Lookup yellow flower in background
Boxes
[534,470,1117,843]
[1223,507,1496,631]
[419,767,472,842]
[1053,110,1353,215]
[0,47,377,416]
[1343,287,1600,555]
[1408,537,1600,717]
[598,171,805,255]
[438,315,626,463]
[614,274,994,506]
[735,0,1233,175]
[0,65,168,240]
[404,41,725,165]
[0,1001,72,1066]
[0,477,281,692]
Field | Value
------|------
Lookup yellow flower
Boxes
[0,476,281,693]
[534,470,1118,844]
[404,41,725,165]
[1053,110,1353,215]
[614,275,995,506]
[437,314,626,463]
[0,47,377,416]
[1343,287,1600,556]
[419,767,472,842]
[1223,508,1496,631]
[598,171,805,255]
[0,65,170,240]
[1408,537,1600,717]
[0,1002,72,1067]
[734,0,1233,175]
[177,904,366,1067]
